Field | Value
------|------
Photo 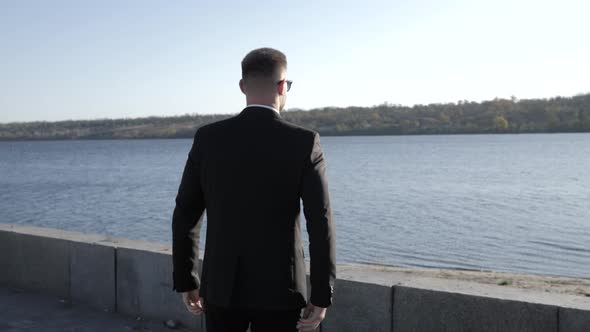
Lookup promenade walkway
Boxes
[0,287,190,332]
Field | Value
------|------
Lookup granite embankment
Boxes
[1,223,588,331]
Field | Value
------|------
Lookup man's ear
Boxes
[277,79,285,96]
[239,79,246,95]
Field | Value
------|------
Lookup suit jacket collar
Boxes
[239,105,281,119]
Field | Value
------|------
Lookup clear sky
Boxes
[1,0,589,123]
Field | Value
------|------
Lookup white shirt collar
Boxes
[246,104,280,114]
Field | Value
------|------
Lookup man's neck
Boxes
[246,104,280,114]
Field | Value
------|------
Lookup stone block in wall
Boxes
[69,240,116,312]
[116,247,202,331]
[0,231,70,298]
[392,286,558,332]
[321,279,392,332]
[0,229,20,286]
[559,307,590,332]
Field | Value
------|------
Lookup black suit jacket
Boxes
[172,106,336,310]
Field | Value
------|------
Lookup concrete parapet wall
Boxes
[0,226,117,312]
[116,247,202,330]
[392,286,558,332]
[1,224,588,332]
[322,279,392,331]
[70,241,116,311]
[560,308,590,332]
[0,231,70,298]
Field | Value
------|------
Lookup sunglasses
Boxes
[278,79,293,92]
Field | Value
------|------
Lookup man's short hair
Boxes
[241,48,287,80]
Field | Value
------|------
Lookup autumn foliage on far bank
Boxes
[1,94,589,140]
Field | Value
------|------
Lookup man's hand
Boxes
[181,289,204,315]
[296,303,327,331]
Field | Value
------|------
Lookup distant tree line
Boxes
[1,93,589,140]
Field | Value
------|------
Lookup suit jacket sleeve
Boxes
[172,128,206,292]
[301,132,336,307]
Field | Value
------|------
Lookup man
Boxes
[171,47,336,332]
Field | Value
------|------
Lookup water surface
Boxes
[1,133,589,278]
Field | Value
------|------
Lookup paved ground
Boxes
[0,287,191,332]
